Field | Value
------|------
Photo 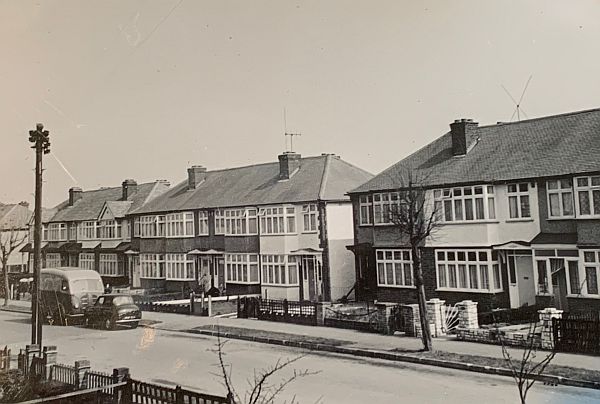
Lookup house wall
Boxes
[325,203,356,301]
[0,228,29,272]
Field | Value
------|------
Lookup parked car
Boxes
[40,267,105,326]
[84,294,142,330]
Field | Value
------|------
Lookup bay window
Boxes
[507,183,530,219]
[376,249,413,287]
[547,179,574,218]
[359,195,372,225]
[99,253,119,276]
[302,204,317,232]
[97,220,121,239]
[166,212,195,237]
[198,211,209,235]
[47,223,67,241]
[79,221,97,240]
[140,254,165,278]
[575,176,600,217]
[138,215,167,238]
[79,253,95,270]
[582,250,600,296]
[165,254,195,280]
[224,208,258,235]
[225,254,259,283]
[261,255,299,286]
[44,253,61,268]
[434,185,495,223]
[259,206,296,235]
[436,249,501,292]
[373,192,403,224]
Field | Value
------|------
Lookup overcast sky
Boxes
[2,0,600,207]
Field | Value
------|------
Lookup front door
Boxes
[550,258,569,311]
[299,256,322,302]
[216,257,225,292]
[199,257,211,292]
[131,256,140,288]
[507,252,536,308]
[507,254,520,308]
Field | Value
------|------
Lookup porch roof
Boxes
[530,232,578,246]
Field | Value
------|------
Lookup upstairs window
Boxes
[47,223,67,241]
[166,212,194,237]
[302,204,317,232]
[69,223,77,241]
[547,179,574,218]
[79,221,97,240]
[97,220,121,239]
[359,195,372,225]
[259,206,296,235]
[434,185,495,223]
[138,215,166,238]
[373,192,403,224]
[215,209,225,235]
[224,208,258,236]
[507,183,531,219]
[575,176,600,217]
[198,211,209,235]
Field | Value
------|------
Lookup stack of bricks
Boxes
[375,302,397,334]
[538,307,563,350]
[457,300,479,330]
[426,298,446,337]
[402,304,420,337]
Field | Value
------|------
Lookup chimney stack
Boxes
[68,187,83,206]
[278,152,301,180]
[449,118,479,156]
[187,166,207,189]
[122,179,138,200]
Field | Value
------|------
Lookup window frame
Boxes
[165,253,195,280]
[301,204,317,233]
[79,253,95,270]
[225,254,259,284]
[198,211,209,235]
[574,175,600,218]
[507,183,531,219]
[259,206,297,235]
[358,195,372,226]
[375,249,414,288]
[546,179,574,219]
[434,185,495,223]
[223,208,258,236]
[261,255,299,286]
[140,254,166,279]
[99,253,120,276]
[44,253,61,268]
[435,249,502,293]
[47,223,68,241]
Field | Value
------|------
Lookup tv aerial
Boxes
[501,75,533,122]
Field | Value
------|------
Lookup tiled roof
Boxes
[351,107,600,193]
[49,182,167,223]
[0,204,32,230]
[132,154,373,215]
[530,232,578,245]
[104,201,133,218]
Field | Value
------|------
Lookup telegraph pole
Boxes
[28,123,50,346]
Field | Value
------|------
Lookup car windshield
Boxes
[112,296,134,306]
[71,279,104,294]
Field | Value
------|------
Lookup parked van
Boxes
[40,267,104,325]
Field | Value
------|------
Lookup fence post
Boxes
[25,344,40,377]
[426,299,445,337]
[112,367,129,404]
[208,295,213,317]
[43,345,57,381]
[190,291,195,315]
[538,307,563,350]
[175,385,184,404]
[74,359,91,390]
[283,299,289,320]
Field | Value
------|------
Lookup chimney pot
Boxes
[69,187,83,206]
[278,152,301,180]
[187,166,207,189]
[449,118,479,156]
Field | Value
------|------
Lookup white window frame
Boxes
[373,192,404,225]
[99,253,119,276]
[44,253,61,268]
[166,212,195,238]
[97,219,122,240]
[580,250,600,297]
[435,249,501,293]
[547,179,574,218]
[259,206,296,235]
[198,211,209,235]
[507,183,531,219]
[434,185,495,223]
[359,195,372,225]
[224,208,258,236]
[69,223,77,241]
[261,255,299,286]
[165,253,195,280]
[79,221,98,240]
[215,209,225,235]
[225,254,259,284]
[574,176,600,218]
[140,254,165,279]
[79,253,95,270]
[375,249,414,288]
[302,204,317,232]
[47,223,67,241]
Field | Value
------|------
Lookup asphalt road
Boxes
[2,310,599,404]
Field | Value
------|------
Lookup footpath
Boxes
[4,301,600,390]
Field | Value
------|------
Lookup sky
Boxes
[2,0,600,208]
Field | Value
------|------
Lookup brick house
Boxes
[127,152,373,301]
[348,108,600,312]
[29,180,169,287]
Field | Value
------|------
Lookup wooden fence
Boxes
[553,317,600,355]
[0,346,10,372]
[128,379,230,404]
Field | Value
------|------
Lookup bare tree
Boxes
[498,321,556,404]
[213,333,320,404]
[0,226,28,306]
[386,167,442,351]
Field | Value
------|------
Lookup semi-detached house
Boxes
[127,152,373,302]
[33,180,169,286]
[348,107,600,313]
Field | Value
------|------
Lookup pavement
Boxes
[2,309,600,404]
[4,300,600,386]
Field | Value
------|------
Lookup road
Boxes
[1,310,599,404]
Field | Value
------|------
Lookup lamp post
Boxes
[28,123,50,346]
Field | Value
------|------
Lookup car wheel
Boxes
[104,317,115,330]
[130,321,139,329]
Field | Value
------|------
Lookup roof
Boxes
[0,204,33,230]
[132,154,373,214]
[530,233,578,245]
[48,181,169,223]
[351,107,600,193]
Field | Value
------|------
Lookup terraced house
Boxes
[127,152,373,301]
[34,180,169,286]
[348,107,600,312]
